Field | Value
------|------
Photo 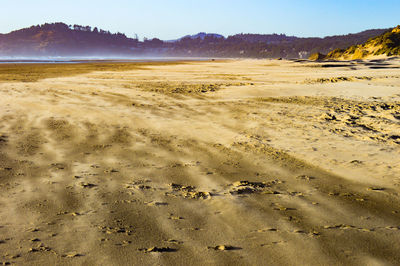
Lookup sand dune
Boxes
[0,59,400,265]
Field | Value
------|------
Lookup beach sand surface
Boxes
[0,59,400,265]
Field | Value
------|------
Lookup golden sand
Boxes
[0,59,400,265]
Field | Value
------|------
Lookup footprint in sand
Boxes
[115,240,132,246]
[146,201,168,206]
[168,183,211,199]
[271,203,296,211]
[291,230,320,237]
[323,224,355,230]
[296,175,316,181]
[208,245,242,251]
[79,182,97,188]
[139,247,177,253]
[367,187,386,191]
[125,180,153,190]
[28,244,52,253]
[164,239,183,244]
[62,253,84,258]
[168,214,184,220]
[50,163,66,170]
[104,168,119,173]
[261,241,286,247]
[98,225,133,235]
[229,180,270,195]
[0,134,8,143]
[385,226,400,230]
[255,228,278,233]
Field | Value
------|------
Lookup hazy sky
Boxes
[1,0,399,40]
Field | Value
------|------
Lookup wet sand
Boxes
[0,59,400,265]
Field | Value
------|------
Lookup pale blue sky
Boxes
[1,0,399,40]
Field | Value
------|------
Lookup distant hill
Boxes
[180,32,225,41]
[324,26,400,60]
[228,33,297,44]
[0,22,391,59]
[165,33,225,43]
[166,28,389,58]
[0,22,138,57]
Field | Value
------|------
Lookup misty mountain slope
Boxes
[0,23,391,58]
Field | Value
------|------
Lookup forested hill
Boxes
[0,22,390,58]
[0,23,139,56]
[168,29,388,58]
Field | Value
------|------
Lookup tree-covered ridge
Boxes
[167,28,388,58]
[0,22,138,56]
[0,22,391,58]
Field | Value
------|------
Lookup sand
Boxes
[0,58,399,265]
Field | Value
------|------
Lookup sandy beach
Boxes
[0,59,400,265]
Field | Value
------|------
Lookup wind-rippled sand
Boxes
[0,59,400,265]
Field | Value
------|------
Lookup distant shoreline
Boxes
[0,57,220,64]
[0,59,220,83]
